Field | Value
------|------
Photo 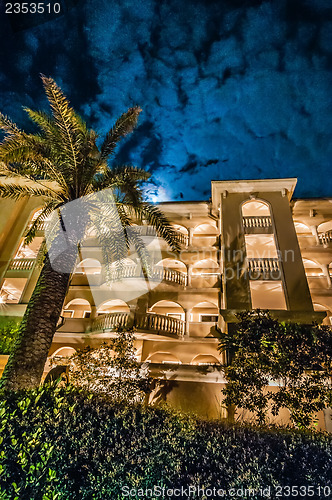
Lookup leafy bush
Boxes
[51,329,153,404]
[218,310,332,428]
[0,319,20,355]
[0,385,332,499]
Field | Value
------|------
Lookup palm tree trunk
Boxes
[0,247,77,391]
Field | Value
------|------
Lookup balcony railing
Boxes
[318,230,332,245]
[9,258,35,271]
[91,312,130,332]
[110,265,187,285]
[243,216,272,232]
[247,258,281,279]
[135,313,185,336]
[90,311,185,337]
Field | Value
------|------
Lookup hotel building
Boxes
[0,178,331,428]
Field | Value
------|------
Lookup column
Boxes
[184,309,191,336]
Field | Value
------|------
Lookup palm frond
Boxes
[41,76,82,191]
[100,107,142,161]
[0,112,22,136]
[23,108,56,136]
[133,204,181,253]
[0,182,59,202]
[24,201,60,244]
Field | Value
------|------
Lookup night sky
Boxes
[0,0,331,201]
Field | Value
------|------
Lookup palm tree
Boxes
[0,76,180,391]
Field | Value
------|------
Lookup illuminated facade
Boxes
[0,178,332,427]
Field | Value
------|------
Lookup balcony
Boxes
[242,216,273,234]
[318,230,332,246]
[8,258,35,272]
[109,265,187,286]
[247,258,281,280]
[90,311,185,337]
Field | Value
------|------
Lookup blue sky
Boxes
[0,0,331,201]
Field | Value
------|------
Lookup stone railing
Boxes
[318,230,332,245]
[242,216,272,231]
[9,258,35,271]
[91,311,184,337]
[247,258,281,279]
[91,312,131,332]
[110,265,187,285]
[135,312,185,336]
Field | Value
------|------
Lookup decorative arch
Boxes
[172,224,188,235]
[97,299,130,315]
[294,221,311,233]
[191,301,218,322]
[317,220,332,234]
[62,298,92,319]
[193,223,218,236]
[241,199,271,217]
[191,354,219,365]
[146,352,181,364]
[155,258,187,272]
[51,346,76,358]
[302,258,323,277]
[192,259,219,275]
[149,300,185,320]
[75,258,101,275]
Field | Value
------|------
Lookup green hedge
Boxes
[0,318,20,355]
[0,385,331,499]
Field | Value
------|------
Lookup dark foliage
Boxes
[218,310,332,428]
[0,385,331,499]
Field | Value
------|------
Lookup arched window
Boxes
[149,300,185,320]
[97,299,130,315]
[191,354,220,365]
[75,258,101,275]
[146,352,181,364]
[241,200,271,217]
[62,298,92,319]
[191,301,218,323]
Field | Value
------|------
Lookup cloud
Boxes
[0,0,331,200]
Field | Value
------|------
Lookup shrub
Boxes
[0,319,20,355]
[51,328,153,404]
[0,385,332,499]
[219,310,332,428]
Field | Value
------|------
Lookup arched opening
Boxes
[97,299,130,315]
[191,354,220,365]
[313,303,331,325]
[294,221,311,233]
[62,298,92,319]
[0,278,27,304]
[75,258,101,275]
[244,234,278,259]
[51,346,76,358]
[241,199,271,217]
[146,352,181,364]
[317,220,332,234]
[155,258,187,273]
[149,300,185,320]
[192,259,219,276]
[173,224,188,236]
[191,301,218,323]
[302,258,323,277]
[193,223,218,236]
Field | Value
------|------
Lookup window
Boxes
[83,311,91,318]
[199,314,218,323]
[62,310,74,318]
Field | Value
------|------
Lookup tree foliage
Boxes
[52,329,152,404]
[218,310,332,428]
